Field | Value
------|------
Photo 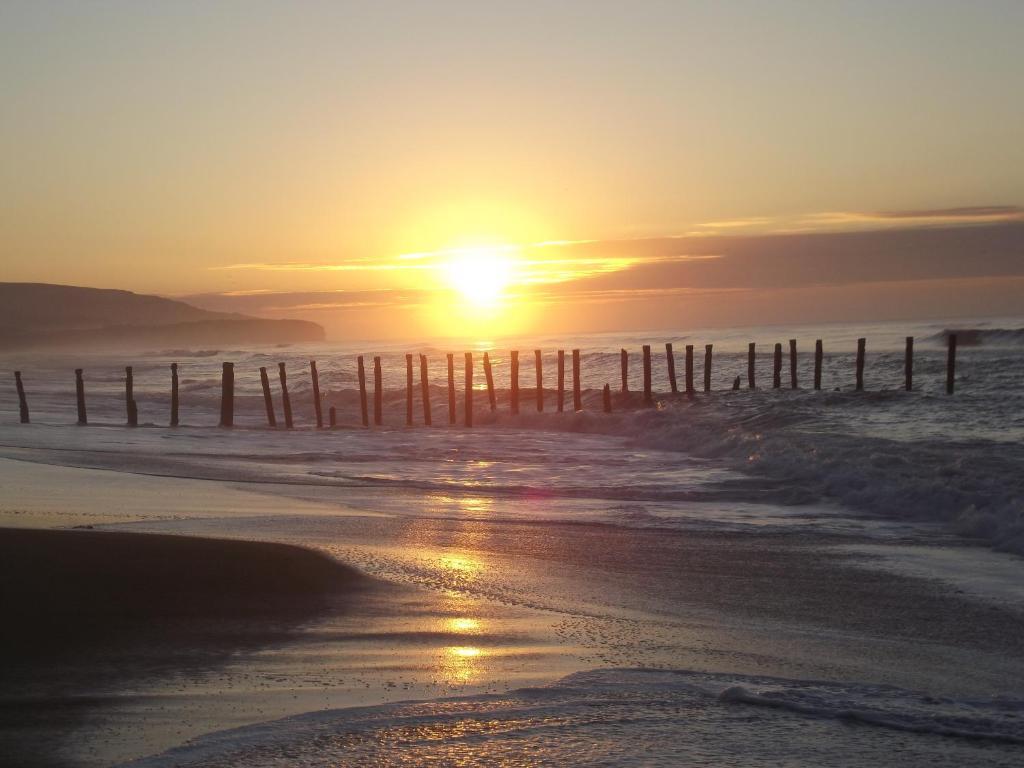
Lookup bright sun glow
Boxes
[442,246,515,307]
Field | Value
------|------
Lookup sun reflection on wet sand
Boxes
[441,645,486,684]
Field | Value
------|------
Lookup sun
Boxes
[442,246,515,308]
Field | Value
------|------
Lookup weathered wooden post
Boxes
[357,356,369,427]
[557,350,565,413]
[789,339,798,389]
[602,383,612,413]
[14,372,29,424]
[75,369,87,425]
[464,352,473,427]
[732,376,741,390]
[446,353,456,425]
[704,344,713,393]
[219,362,234,428]
[510,350,520,415]
[278,363,293,428]
[685,345,695,395]
[773,344,782,389]
[748,343,756,389]
[572,349,582,411]
[535,349,544,412]
[855,338,866,391]
[666,343,678,394]
[420,354,432,425]
[259,366,276,427]
[483,352,496,412]
[170,362,180,427]
[814,340,823,391]
[620,349,629,393]
[405,354,414,427]
[329,406,337,427]
[373,356,383,426]
[946,333,957,395]
[642,344,653,405]
[310,361,323,429]
[904,337,914,392]
[125,366,137,427]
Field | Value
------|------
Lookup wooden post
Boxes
[572,349,582,411]
[703,344,713,393]
[483,352,496,412]
[789,339,798,389]
[420,354,432,425]
[125,366,137,426]
[946,333,957,395]
[557,350,565,413]
[14,371,29,424]
[75,369,87,425]
[535,349,544,412]
[904,337,914,392]
[329,406,337,427]
[666,343,678,394]
[278,363,293,428]
[602,383,612,413]
[219,362,234,428]
[170,362,179,427]
[446,353,456,425]
[620,349,629,393]
[310,360,323,429]
[855,338,866,391]
[259,366,276,427]
[405,354,414,427]
[642,345,652,405]
[748,343,756,389]
[814,340,823,390]
[685,345,694,394]
[773,344,782,389]
[357,356,369,427]
[510,350,520,415]
[373,356,383,426]
[732,376,741,390]
[464,352,473,427]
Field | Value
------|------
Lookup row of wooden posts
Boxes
[10,334,958,427]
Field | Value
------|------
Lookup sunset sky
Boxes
[2,1,1022,339]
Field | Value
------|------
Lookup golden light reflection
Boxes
[446,617,482,633]
[441,644,487,684]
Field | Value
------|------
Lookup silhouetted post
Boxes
[666,343,678,394]
[904,337,914,392]
[572,349,582,411]
[642,345,653,405]
[259,366,276,427]
[620,349,629,393]
[447,353,456,425]
[357,356,369,427]
[405,354,414,427]
[814,340,823,390]
[602,383,612,413]
[535,349,544,412]
[510,350,520,415]
[75,369,87,425]
[773,344,782,389]
[219,362,234,428]
[278,363,293,428]
[170,363,179,427]
[464,352,473,427]
[855,338,866,391]
[732,376,741,390]
[789,339,798,389]
[125,366,137,426]
[685,345,694,395]
[483,352,496,412]
[14,371,29,423]
[420,354,432,425]
[557,350,565,412]
[747,343,756,389]
[704,345,713,393]
[946,333,957,395]
[373,356,383,426]
[310,361,323,429]
[329,406,337,427]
